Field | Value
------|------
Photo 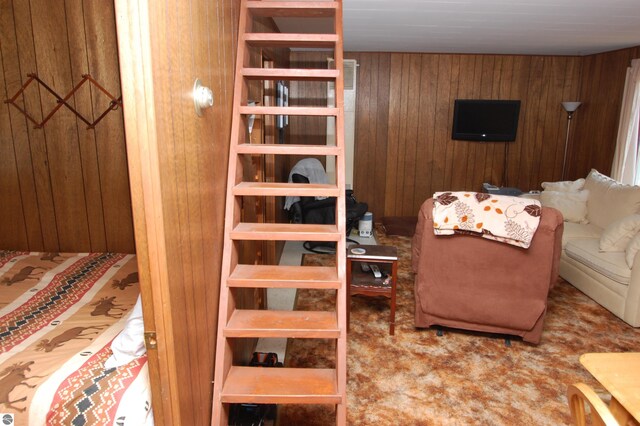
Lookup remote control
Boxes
[370,264,382,278]
[360,263,370,273]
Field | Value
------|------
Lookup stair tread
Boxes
[214,0,347,420]
[240,105,339,116]
[231,223,340,241]
[228,264,340,289]
[225,309,339,338]
[244,33,338,48]
[221,366,340,404]
[247,1,338,18]
[233,181,339,197]
[236,143,340,156]
[243,68,339,81]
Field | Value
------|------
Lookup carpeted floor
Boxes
[278,227,640,425]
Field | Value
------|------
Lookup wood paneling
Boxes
[348,52,584,218]
[288,51,331,170]
[290,51,586,218]
[569,46,640,180]
[289,47,640,219]
[0,0,134,252]
[115,0,240,424]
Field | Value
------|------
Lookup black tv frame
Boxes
[452,99,521,142]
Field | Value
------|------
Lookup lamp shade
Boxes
[562,101,582,113]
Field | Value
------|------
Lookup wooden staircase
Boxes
[211,1,347,424]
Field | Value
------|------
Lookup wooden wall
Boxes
[569,46,640,180]
[347,52,584,217]
[0,0,134,253]
[290,48,640,219]
[116,0,241,423]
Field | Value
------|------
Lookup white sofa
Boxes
[540,170,640,327]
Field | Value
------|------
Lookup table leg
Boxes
[346,258,352,332]
[610,397,639,426]
[390,260,397,335]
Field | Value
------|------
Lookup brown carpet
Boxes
[278,227,640,425]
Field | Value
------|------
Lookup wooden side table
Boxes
[346,245,398,335]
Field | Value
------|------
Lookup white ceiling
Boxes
[274,0,640,56]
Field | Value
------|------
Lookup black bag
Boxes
[298,190,368,253]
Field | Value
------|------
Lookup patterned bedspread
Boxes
[433,191,542,248]
[0,251,152,426]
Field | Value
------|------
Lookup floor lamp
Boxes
[561,101,582,180]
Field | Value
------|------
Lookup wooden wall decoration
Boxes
[0,0,134,253]
[5,73,122,129]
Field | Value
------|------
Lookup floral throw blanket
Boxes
[432,192,542,248]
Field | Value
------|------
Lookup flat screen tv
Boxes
[452,99,521,142]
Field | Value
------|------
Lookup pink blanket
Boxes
[432,191,542,248]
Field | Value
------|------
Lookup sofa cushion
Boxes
[600,214,640,252]
[625,231,640,268]
[561,222,602,248]
[540,190,589,224]
[565,239,631,285]
[583,169,640,229]
[541,178,585,192]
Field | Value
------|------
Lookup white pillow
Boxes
[626,232,640,268]
[541,178,585,193]
[105,295,146,369]
[599,214,640,252]
[584,169,640,229]
[540,190,589,224]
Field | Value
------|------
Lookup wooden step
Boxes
[225,309,339,338]
[233,182,339,197]
[247,1,338,18]
[240,105,339,117]
[221,366,340,404]
[236,143,340,156]
[231,223,339,241]
[243,68,339,81]
[244,33,338,48]
[228,264,340,289]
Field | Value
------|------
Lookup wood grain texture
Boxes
[0,0,133,252]
[115,0,240,424]
[349,52,586,218]
[569,46,640,180]
[290,49,640,218]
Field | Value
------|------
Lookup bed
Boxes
[0,251,152,426]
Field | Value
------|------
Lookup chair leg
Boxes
[436,328,444,337]
[505,337,511,347]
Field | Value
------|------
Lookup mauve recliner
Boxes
[412,198,564,344]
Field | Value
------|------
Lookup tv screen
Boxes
[452,99,521,142]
